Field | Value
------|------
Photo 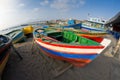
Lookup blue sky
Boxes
[0,0,120,30]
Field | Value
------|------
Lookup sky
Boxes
[0,0,120,30]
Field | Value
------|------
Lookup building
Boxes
[105,12,120,39]
[67,19,76,25]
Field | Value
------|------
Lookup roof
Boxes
[106,12,120,25]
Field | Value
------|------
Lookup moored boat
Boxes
[53,23,108,42]
[81,20,106,31]
[33,28,111,67]
[6,29,26,44]
[44,26,108,42]
[0,35,12,76]
[22,25,34,35]
[63,28,107,42]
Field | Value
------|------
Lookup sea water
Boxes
[0,24,44,35]
[0,26,25,34]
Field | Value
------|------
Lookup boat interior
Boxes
[0,35,9,47]
[47,31,100,45]
[6,30,21,37]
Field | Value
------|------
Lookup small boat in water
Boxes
[6,29,25,44]
[0,35,12,76]
[22,25,34,35]
[33,28,111,67]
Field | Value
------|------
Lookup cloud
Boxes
[0,0,19,30]
[50,0,86,12]
[0,0,17,13]
[40,0,49,6]
[50,0,70,12]
[39,0,86,12]
[0,0,86,31]
[0,0,29,30]
[19,3,25,7]
[33,8,40,12]
[80,0,85,5]
[0,0,51,31]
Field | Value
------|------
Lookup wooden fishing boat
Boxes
[44,26,107,42]
[33,28,111,67]
[63,28,107,42]
[49,23,108,42]
[50,23,107,38]
[6,29,26,44]
[81,21,106,31]
[0,35,12,76]
[22,25,34,35]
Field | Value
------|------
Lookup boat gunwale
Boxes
[0,35,12,57]
[36,38,104,49]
